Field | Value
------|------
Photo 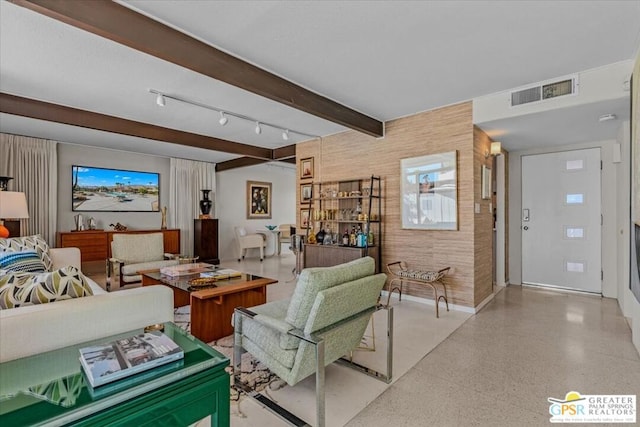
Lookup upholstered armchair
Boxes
[234,226,266,262]
[233,257,393,427]
[278,223,295,251]
[106,232,178,290]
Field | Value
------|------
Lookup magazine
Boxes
[79,331,183,388]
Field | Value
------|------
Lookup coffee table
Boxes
[140,268,277,342]
[0,322,229,427]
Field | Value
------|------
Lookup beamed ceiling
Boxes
[1,1,639,170]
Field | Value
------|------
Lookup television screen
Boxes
[72,165,159,212]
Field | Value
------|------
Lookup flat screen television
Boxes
[72,165,159,212]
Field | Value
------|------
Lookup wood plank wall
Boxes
[297,101,501,308]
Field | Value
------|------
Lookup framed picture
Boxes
[481,165,492,200]
[400,151,458,230]
[300,209,311,229]
[300,183,313,202]
[247,181,272,219]
[300,157,314,179]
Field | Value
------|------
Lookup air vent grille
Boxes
[511,77,576,106]
[511,87,541,106]
[542,79,573,99]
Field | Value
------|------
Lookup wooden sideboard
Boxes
[56,229,180,262]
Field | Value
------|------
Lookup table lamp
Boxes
[0,191,30,238]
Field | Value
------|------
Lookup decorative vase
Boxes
[199,189,212,218]
[161,206,168,229]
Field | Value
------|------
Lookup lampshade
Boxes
[490,142,502,156]
[0,192,30,219]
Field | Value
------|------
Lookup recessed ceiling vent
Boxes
[511,78,576,106]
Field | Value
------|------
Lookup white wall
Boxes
[216,163,296,261]
[508,138,619,298]
[57,143,171,232]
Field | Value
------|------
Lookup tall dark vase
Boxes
[199,189,212,218]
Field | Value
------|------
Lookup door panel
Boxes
[522,148,601,293]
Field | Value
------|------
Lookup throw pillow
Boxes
[0,235,53,271]
[0,266,94,309]
[0,250,47,273]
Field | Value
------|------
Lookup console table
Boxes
[56,229,180,263]
[0,322,229,427]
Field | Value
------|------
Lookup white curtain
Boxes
[169,158,216,256]
[0,134,58,244]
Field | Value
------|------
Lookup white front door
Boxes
[521,148,601,293]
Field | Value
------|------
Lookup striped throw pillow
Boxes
[0,250,47,273]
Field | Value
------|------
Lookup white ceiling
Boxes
[1,0,639,162]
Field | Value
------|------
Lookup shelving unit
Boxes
[302,175,382,272]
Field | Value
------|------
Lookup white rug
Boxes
[175,300,472,426]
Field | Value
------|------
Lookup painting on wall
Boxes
[300,157,314,180]
[300,209,310,229]
[247,181,272,219]
[300,183,313,202]
[400,151,458,230]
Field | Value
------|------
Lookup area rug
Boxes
[174,306,285,416]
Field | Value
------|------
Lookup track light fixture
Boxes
[218,111,228,126]
[148,89,319,140]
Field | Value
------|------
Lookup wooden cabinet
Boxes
[56,229,180,263]
[302,176,382,272]
[194,219,219,265]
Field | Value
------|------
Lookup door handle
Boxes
[523,226,529,231]
[523,208,530,222]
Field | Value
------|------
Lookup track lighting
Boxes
[148,89,320,140]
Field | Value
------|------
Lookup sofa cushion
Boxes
[0,266,93,309]
[0,235,53,271]
[285,256,375,329]
[0,250,47,273]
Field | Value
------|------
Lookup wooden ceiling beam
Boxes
[215,157,267,172]
[0,93,272,159]
[10,0,384,138]
[272,144,296,160]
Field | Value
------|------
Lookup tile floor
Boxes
[89,252,640,426]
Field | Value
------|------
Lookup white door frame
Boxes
[508,141,618,298]
[495,154,507,286]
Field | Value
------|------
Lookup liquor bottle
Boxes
[349,227,356,246]
[342,229,349,246]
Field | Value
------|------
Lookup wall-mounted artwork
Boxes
[300,157,314,179]
[400,151,458,230]
[300,183,313,202]
[247,181,272,219]
[72,165,159,212]
[300,209,310,229]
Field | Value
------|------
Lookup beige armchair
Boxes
[278,223,295,251]
[234,226,266,262]
[106,232,178,290]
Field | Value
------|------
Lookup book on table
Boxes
[79,331,184,388]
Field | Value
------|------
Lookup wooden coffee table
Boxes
[140,268,277,342]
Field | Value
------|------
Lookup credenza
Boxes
[56,229,180,263]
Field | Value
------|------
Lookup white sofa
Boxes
[0,247,174,363]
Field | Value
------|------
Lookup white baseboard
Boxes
[381,289,498,314]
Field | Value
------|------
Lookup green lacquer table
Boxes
[0,322,230,427]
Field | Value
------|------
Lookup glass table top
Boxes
[0,322,228,426]
[143,268,264,293]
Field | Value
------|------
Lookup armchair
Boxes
[234,226,266,262]
[106,232,178,290]
[233,257,393,427]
